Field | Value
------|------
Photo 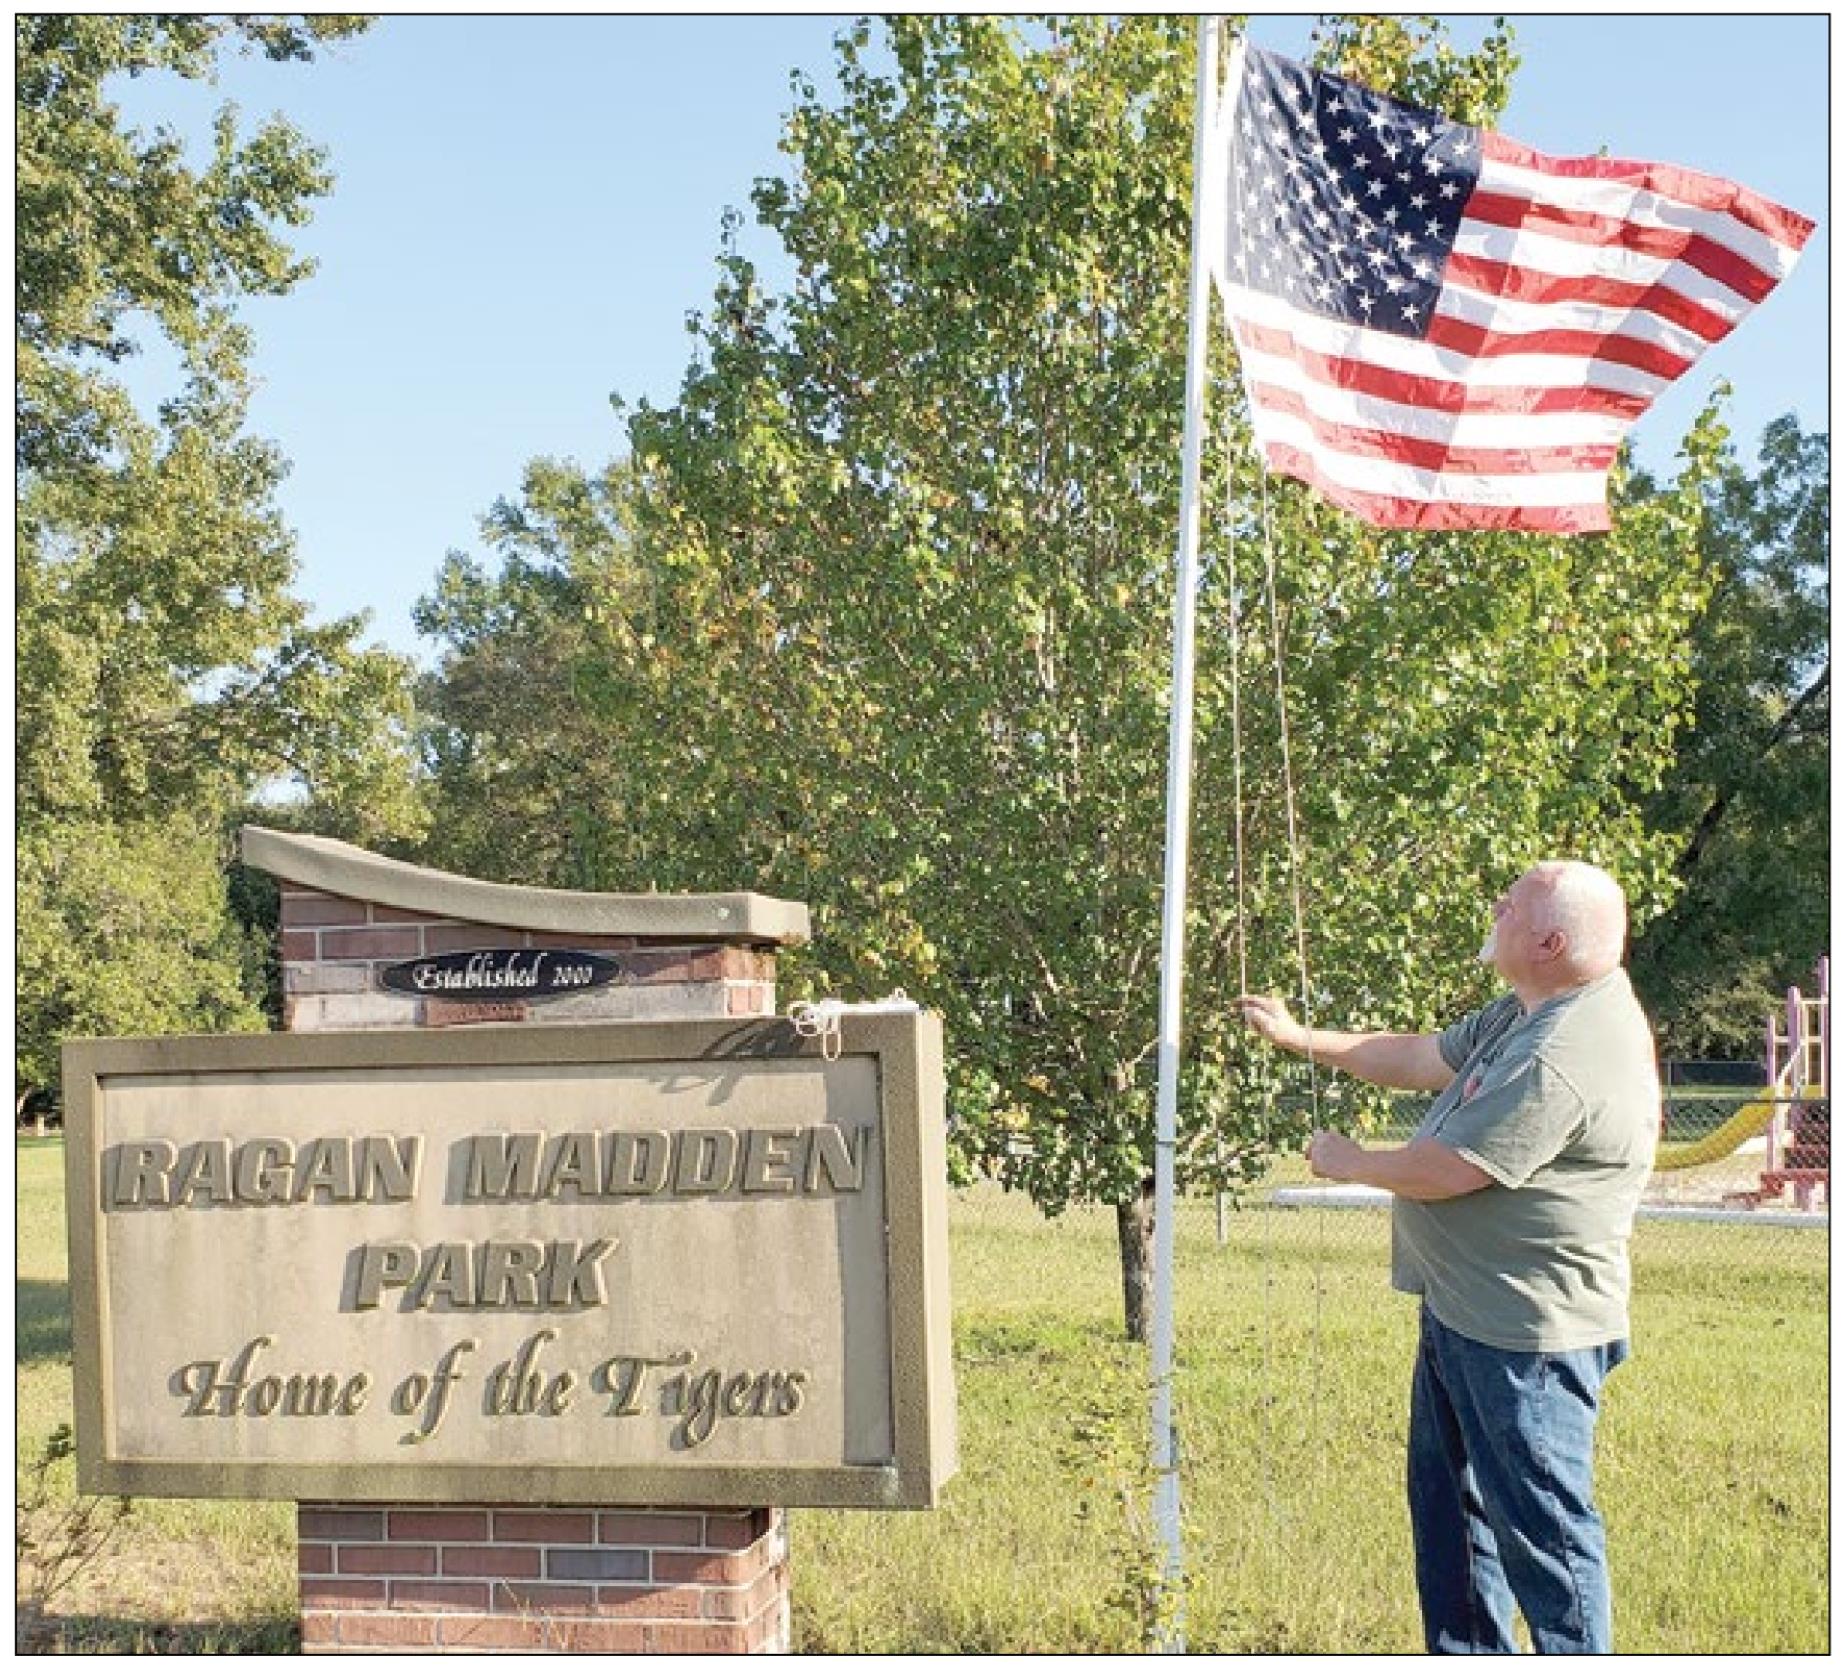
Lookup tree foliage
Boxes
[420,16,1722,1335]
[15,14,421,1108]
[414,458,650,889]
[1628,415,1830,1058]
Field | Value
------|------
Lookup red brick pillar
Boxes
[269,865,793,1655]
[297,1506,788,1654]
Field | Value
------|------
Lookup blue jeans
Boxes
[1408,1305,1628,1654]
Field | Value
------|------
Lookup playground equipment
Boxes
[1756,955,1830,1208]
[1667,956,1830,1210]
[1653,1086,1781,1171]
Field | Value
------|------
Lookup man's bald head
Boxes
[1525,861,1628,983]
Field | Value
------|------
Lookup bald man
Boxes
[1240,861,1659,1654]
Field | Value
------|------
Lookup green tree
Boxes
[16,14,422,1113]
[423,16,1718,1338]
[414,457,649,889]
[1629,415,1830,1058]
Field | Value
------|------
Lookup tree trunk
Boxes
[1116,1174,1156,1345]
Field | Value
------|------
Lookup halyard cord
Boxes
[1258,461,1330,1479]
[1222,470,1281,1528]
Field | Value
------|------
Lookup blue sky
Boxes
[112,13,1829,662]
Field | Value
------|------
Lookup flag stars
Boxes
[1223,45,1480,341]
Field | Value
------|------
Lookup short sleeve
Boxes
[1437,996,1515,1076]
[1435,1055,1586,1188]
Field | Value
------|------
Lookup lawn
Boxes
[16,1138,1830,1652]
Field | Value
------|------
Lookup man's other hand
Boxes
[1308,1129,1365,1181]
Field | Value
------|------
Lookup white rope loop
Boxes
[786,991,917,1060]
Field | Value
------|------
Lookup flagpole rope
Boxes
[1209,35,1280,1537]
[1221,467,1280,1533]
[1255,463,1328,1472]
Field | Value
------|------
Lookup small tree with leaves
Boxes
[424,16,1722,1339]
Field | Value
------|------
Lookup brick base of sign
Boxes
[279,881,788,1654]
[298,1506,790,1654]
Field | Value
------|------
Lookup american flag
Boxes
[1209,43,1815,533]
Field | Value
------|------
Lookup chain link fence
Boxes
[949,1095,1830,1319]
[948,1083,1829,1308]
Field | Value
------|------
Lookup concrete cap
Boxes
[240,826,811,946]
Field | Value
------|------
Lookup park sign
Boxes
[62,1013,956,1509]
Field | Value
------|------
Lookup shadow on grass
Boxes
[17,1605,298,1655]
[17,1277,72,1367]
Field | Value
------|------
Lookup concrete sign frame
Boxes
[64,1013,955,1510]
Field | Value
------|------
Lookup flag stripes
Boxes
[1479,131,1816,255]
[1423,309,1693,384]
[1233,309,1652,421]
[1262,443,1613,533]
[1450,220,1759,320]
[1211,44,1814,532]
[1248,385,1620,474]
[1463,184,1789,306]
[1440,253,1739,347]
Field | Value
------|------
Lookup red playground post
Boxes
[1759,956,1830,1211]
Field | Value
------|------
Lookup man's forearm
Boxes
[1324,1137,1494,1201]
[1284,1028,1454,1093]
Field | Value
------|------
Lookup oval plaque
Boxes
[378,948,624,1001]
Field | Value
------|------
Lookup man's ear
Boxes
[1537,930,1568,963]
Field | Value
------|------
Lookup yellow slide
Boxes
[1653,1079,1823,1172]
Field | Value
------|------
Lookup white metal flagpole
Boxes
[1149,13,1222,1651]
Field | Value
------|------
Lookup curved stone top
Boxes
[241,826,811,946]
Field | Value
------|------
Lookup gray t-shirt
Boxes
[1391,969,1660,1351]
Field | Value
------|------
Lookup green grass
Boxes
[16,1140,298,1653]
[16,1140,1830,1652]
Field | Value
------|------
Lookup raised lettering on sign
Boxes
[349,1238,618,1312]
[173,1336,371,1420]
[460,1124,869,1201]
[107,1136,421,1209]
